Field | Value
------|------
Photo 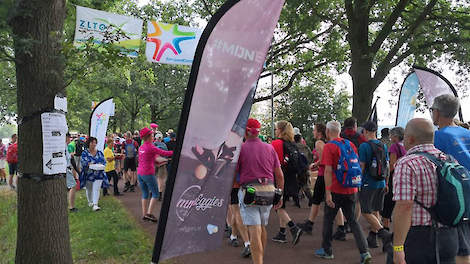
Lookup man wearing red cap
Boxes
[237,118,284,264]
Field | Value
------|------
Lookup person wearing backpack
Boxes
[358,121,392,250]
[315,121,371,263]
[6,134,18,190]
[431,94,470,264]
[123,131,139,192]
[393,118,460,264]
[271,120,303,245]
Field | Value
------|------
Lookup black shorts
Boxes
[124,158,136,172]
[405,226,458,264]
[8,163,17,176]
[458,222,470,256]
[311,176,325,205]
[231,188,239,205]
[359,187,385,214]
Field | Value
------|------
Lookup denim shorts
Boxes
[138,174,159,199]
[238,188,272,226]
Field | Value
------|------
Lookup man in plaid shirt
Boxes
[393,118,458,264]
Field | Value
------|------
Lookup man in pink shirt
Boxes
[237,118,284,264]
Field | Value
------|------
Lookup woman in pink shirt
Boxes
[137,127,173,222]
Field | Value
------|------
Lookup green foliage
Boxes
[0,124,17,139]
[258,72,351,145]
[0,190,155,264]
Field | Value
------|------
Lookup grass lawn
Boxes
[0,188,155,264]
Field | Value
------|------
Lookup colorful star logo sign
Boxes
[147,21,196,62]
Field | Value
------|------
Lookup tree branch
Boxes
[253,60,331,103]
[200,0,214,17]
[372,0,438,87]
[370,0,410,54]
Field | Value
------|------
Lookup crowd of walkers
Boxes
[2,94,470,264]
[226,94,470,264]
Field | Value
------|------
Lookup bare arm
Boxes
[393,200,413,264]
[390,153,398,171]
[314,141,325,166]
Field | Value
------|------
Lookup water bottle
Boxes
[272,188,283,205]
[371,159,377,169]
[244,187,256,205]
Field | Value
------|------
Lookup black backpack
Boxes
[75,140,86,157]
[341,131,361,149]
[366,141,388,181]
[282,141,308,175]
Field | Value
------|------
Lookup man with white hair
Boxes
[315,121,371,263]
[431,94,470,264]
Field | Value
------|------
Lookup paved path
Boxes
[116,184,387,264]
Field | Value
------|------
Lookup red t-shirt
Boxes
[271,139,286,166]
[320,138,358,194]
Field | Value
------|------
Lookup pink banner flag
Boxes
[152,0,285,262]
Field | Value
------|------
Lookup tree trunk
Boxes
[150,104,157,123]
[10,0,72,263]
[349,58,376,123]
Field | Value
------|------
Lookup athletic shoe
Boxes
[290,225,303,246]
[367,231,378,248]
[69,208,78,212]
[314,248,334,259]
[92,205,101,211]
[298,220,313,235]
[241,245,251,258]
[360,252,372,264]
[123,182,130,192]
[230,238,240,247]
[332,226,346,241]
[88,203,93,207]
[344,221,352,233]
[144,214,158,223]
[272,232,288,243]
[224,226,232,239]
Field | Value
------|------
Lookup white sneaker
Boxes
[88,203,93,207]
[92,205,101,211]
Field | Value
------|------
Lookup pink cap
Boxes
[150,123,159,129]
[140,127,153,139]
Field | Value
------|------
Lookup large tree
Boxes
[9,0,73,263]
[197,0,470,123]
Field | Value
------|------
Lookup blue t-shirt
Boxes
[359,139,388,189]
[435,126,470,170]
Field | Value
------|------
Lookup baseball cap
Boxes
[246,118,261,135]
[150,123,159,129]
[140,127,153,138]
[362,121,378,132]
[293,127,301,135]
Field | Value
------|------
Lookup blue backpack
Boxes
[415,152,470,227]
[330,140,362,188]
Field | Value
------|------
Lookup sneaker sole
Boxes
[292,229,303,246]
[315,254,334,260]
[272,239,288,243]
[361,256,372,264]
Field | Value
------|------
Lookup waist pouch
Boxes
[243,182,276,206]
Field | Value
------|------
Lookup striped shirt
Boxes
[393,144,447,226]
